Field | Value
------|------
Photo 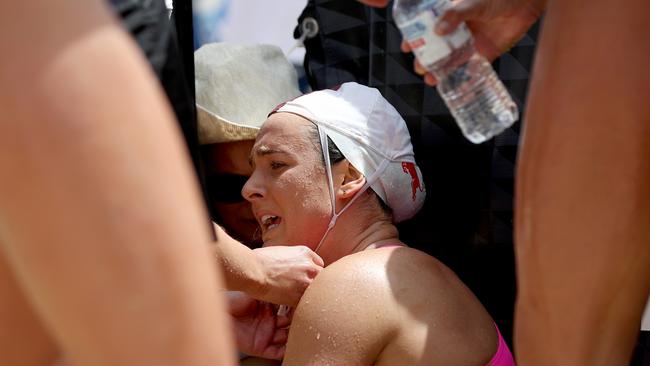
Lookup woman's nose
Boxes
[241,171,264,202]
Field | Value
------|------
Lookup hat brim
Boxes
[197,104,260,145]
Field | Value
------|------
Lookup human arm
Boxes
[0,1,234,365]
[514,0,650,364]
[213,225,324,306]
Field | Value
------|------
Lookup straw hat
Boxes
[194,43,301,144]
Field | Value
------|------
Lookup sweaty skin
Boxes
[202,142,324,308]
[284,247,498,366]
[244,113,499,365]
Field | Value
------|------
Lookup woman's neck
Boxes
[348,220,401,253]
[318,212,401,266]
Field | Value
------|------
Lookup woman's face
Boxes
[242,113,333,248]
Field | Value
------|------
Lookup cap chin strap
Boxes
[313,125,390,254]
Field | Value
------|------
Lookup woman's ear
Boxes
[337,162,366,199]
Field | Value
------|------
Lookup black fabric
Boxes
[296,0,541,347]
[631,331,650,366]
[108,0,211,216]
[171,0,196,103]
[110,0,171,77]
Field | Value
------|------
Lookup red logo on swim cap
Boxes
[402,162,423,201]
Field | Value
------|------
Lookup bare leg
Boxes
[515,0,650,364]
[0,1,234,365]
[0,251,59,366]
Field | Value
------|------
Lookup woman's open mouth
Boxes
[260,214,282,232]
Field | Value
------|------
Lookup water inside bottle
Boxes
[394,1,519,143]
[435,51,519,143]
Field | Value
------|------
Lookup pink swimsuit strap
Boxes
[487,324,516,366]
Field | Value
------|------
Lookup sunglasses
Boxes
[205,173,250,203]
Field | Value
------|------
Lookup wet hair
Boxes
[307,125,392,217]
[321,135,346,165]
[305,124,344,166]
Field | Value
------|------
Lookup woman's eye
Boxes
[270,161,286,170]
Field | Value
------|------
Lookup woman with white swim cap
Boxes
[243,82,515,365]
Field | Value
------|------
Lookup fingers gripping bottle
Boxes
[393,0,519,143]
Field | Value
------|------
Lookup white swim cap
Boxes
[274,82,426,222]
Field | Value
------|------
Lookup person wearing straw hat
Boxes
[244,82,515,365]
[194,43,325,324]
[195,42,303,248]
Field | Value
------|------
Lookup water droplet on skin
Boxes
[316,332,321,340]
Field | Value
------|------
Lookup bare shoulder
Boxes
[294,246,453,314]
[327,246,456,289]
[300,246,455,314]
[291,247,404,334]
[282,249,402,365]
[286,247,498,366]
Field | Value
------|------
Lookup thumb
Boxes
[310,250,325,267]
[265,344,286,360]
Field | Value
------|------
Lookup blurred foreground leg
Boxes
[515,0,650,364]
[0,1,235,365]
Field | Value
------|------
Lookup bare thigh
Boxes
[0,247,60,366]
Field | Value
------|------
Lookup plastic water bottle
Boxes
[393,0,519,144]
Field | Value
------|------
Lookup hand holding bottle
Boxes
[401,0,546,85]
[393,0,521,143]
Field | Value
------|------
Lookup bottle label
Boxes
[399,3,472,66]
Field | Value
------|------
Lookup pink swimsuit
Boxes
[376,244,516,365]
[488,324,516,366]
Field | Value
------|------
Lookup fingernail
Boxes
[424,74,437,86]
[435,20,450,35]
